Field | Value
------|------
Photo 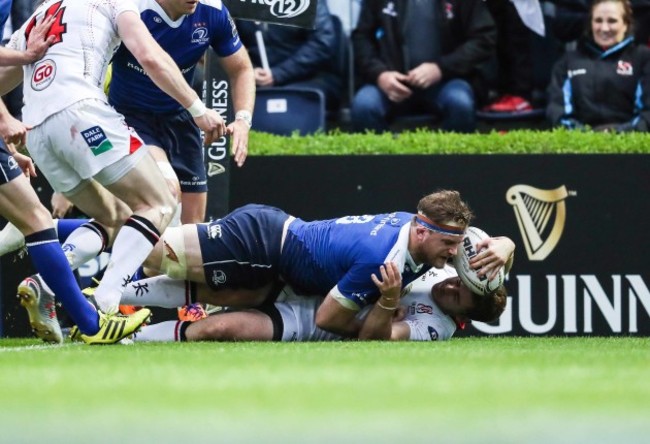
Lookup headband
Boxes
[416,213,465,236]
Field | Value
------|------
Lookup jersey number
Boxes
[25,1,67,45]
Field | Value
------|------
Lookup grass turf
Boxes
[1,337,649,444]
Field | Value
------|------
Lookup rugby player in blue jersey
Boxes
[109,190,513,336]
[109,0,254,224]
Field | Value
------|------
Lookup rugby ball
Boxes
[453,226,505,295]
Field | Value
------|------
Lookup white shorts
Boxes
[27,99,148,193]
[273,286,342,342]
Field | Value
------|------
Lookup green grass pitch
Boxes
[1,337,649,444]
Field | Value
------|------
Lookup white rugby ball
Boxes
[453,226,505,295]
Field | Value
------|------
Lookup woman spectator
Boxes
[546,0,650,131]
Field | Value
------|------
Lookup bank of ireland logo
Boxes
[31,59,56,91]
[506,185,571,261]
[269,0,311,19]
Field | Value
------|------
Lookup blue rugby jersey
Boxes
[280,212,428,310]
[108,0,241,112]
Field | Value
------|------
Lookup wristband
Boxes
[235,110,252,128]
[377,301,398,311]
[187,98,207,118]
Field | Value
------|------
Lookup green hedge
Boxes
[248,129,650,155]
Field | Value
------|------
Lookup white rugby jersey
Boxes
[8,0,139,126]
[399,264,458,341]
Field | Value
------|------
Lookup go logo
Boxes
[31,59,57,91]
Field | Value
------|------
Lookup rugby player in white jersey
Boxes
[129,258,510,343]
[0,0,227,337]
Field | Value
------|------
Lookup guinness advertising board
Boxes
[228,154,650,337]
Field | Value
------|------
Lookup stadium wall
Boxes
[1,154,648,337]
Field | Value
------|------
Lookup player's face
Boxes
[430,277,474,316]
[591,1,627,48]
[167,0,199,18]
[420,231,464,269]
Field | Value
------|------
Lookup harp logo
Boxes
[506,185,570,261]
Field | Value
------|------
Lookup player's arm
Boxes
[116,11,226,145]
[0,65,23,96]
[358,262,402,340]
[0,15,55,66]
[221,47,255,167]
[315,293,361,337]
[0,96,28,147]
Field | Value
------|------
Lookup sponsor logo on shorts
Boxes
[211,269,227,286]
[7,155,18,170]
[31,59,56,91]
[427,326,439,340]
[207,224,222,239]
[81,126,113,156]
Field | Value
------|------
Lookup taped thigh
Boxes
[160,226,187,280]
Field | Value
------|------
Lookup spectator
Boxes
[546,0,650,131]
[349,0,496,133]
[236,0,343,111]
[550,0,650,46]
[482,0,537,113]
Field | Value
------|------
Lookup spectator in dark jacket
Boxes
[349,0,496,133]
[546,0,650,131]
[235,0,343,111]
[550,0,650,46]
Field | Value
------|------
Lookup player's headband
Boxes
[416,213,465,236]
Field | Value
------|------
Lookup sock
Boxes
[134,320,186,342]
[25,229,100,335]
[121,275,194,308]
[93,215,160,314]
[61,220,109,270]
[54,218,89,243]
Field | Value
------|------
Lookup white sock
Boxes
[61,222,107,270]
[0,222,25,256]
[94,216,160,314]
[121,275,191,308]
[134,320,183,342]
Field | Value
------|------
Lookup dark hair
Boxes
[416,190,474,228]
[587,0,634,39]
[465,285,508,323]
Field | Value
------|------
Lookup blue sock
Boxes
[25,229,100,335]
[55,218,89,243]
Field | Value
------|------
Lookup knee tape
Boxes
[160,226,188,280]
[156,161,178,182]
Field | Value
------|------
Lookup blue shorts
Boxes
[0,142,22,186]
[197,204,290,291]
[116,107,206,193]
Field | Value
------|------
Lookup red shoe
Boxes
[119,305,143,315]
[178,303,208,322]
[484,95,533,113]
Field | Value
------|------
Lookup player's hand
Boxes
[0,113,28,147]
[12,151,36,178]
[226,119,249,167]
[51,191,74,218]
[371,262,402,307]
[470,236,515,280]
[194,108,227,147]
[24,14,56,63]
